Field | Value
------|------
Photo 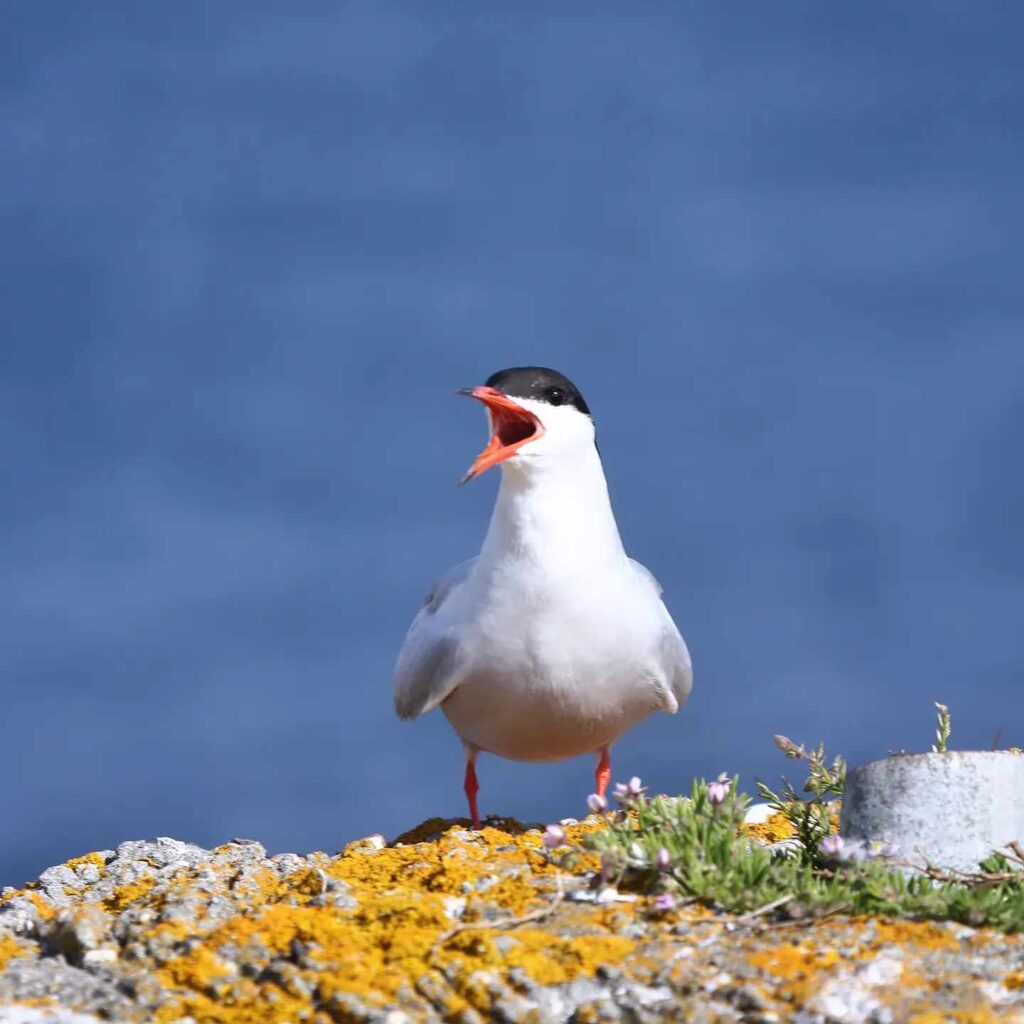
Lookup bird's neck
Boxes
[478,445,626,573]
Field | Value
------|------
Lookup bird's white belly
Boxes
[441,657,664,762]
[433,552,678,761]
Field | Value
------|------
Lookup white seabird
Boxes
[394,366,692,827]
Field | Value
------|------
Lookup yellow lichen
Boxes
[869,919,962,953]
[0,935,30,971]
[327,822,594,917]
[742,804,841,844]
[158,943,233,989]
[138,820,630,1022]
[743,810,797,844]
[102,876,157,913]
[748,941,843,1003]
[0,889,58,922]
[910,1012,1017,1024]
[487,930,634,987]
[63,851,107,873]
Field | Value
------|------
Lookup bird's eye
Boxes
[546,387,566,405]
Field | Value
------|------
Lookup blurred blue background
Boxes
[3,3,1023,887]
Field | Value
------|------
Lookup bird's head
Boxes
[459,366,594,483]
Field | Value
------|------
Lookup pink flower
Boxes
[655,848,672,872]
[542,824,566,849]
[612,776,647,804]
[587,793,608,814]
[706,773,731,806]
[819,834,844,859]
[821,834,894,865]
[651,893,677,912]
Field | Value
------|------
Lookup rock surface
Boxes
[2,816,1023,1022]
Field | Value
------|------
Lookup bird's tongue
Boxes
[459,386,544,483]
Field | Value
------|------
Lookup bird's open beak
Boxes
[458,386,545,484]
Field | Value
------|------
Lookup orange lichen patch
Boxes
[0,935,32,971]
[496,930,634,987]
[329,821,589,916]
[748,941,843,1003]
[749,942,842,979]
[744,810,798,844]
[157,943,234,990]
[868,919,962,953]
[63,851,107,873]
[341,835,388,857]
[591,901,639,930]
[743,917,1014,1022]
[154,895,629,1018]
[563,814,615,843]
[102,876,157,913]
[957,1011,1015,1024]
[909,1012,1018,1024]
[142,820,632,1022]
[0,889,58,922]
[30,892,58,921]
[155,977,309,1024]
[439,927,636,1014]
[393,815,607,849]
[894,966,934,992]
[265,866,330,903]
[216,864,325,910]
[742,804,841,844]
[1004,970,1024,989]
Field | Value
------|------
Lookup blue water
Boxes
[3,3,1023,887]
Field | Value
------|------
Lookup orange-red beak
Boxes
[458,386,545,483]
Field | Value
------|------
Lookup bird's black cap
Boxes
[484,366,591,417]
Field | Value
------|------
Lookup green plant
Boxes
[552,775,1024,931]
[581,776,824,915]
[932,702,952,752]
[755,735,845,866]
[545,705,1024,929]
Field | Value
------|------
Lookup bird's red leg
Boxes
[464,752,481,829]
[595,747,611,799]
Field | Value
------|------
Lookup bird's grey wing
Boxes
[421,556,476,614]
[393,558,476,721]
[629,557,693,713]
[654,621,693,713]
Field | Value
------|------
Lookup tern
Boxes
[394,367,692,827]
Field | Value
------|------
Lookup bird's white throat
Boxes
[477,432,626,576]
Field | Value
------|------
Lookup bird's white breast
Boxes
[440,553,673,761]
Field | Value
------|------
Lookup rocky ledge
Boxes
[2,816,1023,1023]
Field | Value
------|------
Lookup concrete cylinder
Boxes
[840,751,1024,874]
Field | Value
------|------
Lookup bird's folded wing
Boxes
[393,558,476,720]
[629,557,693,713]
[654,622,693,713]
